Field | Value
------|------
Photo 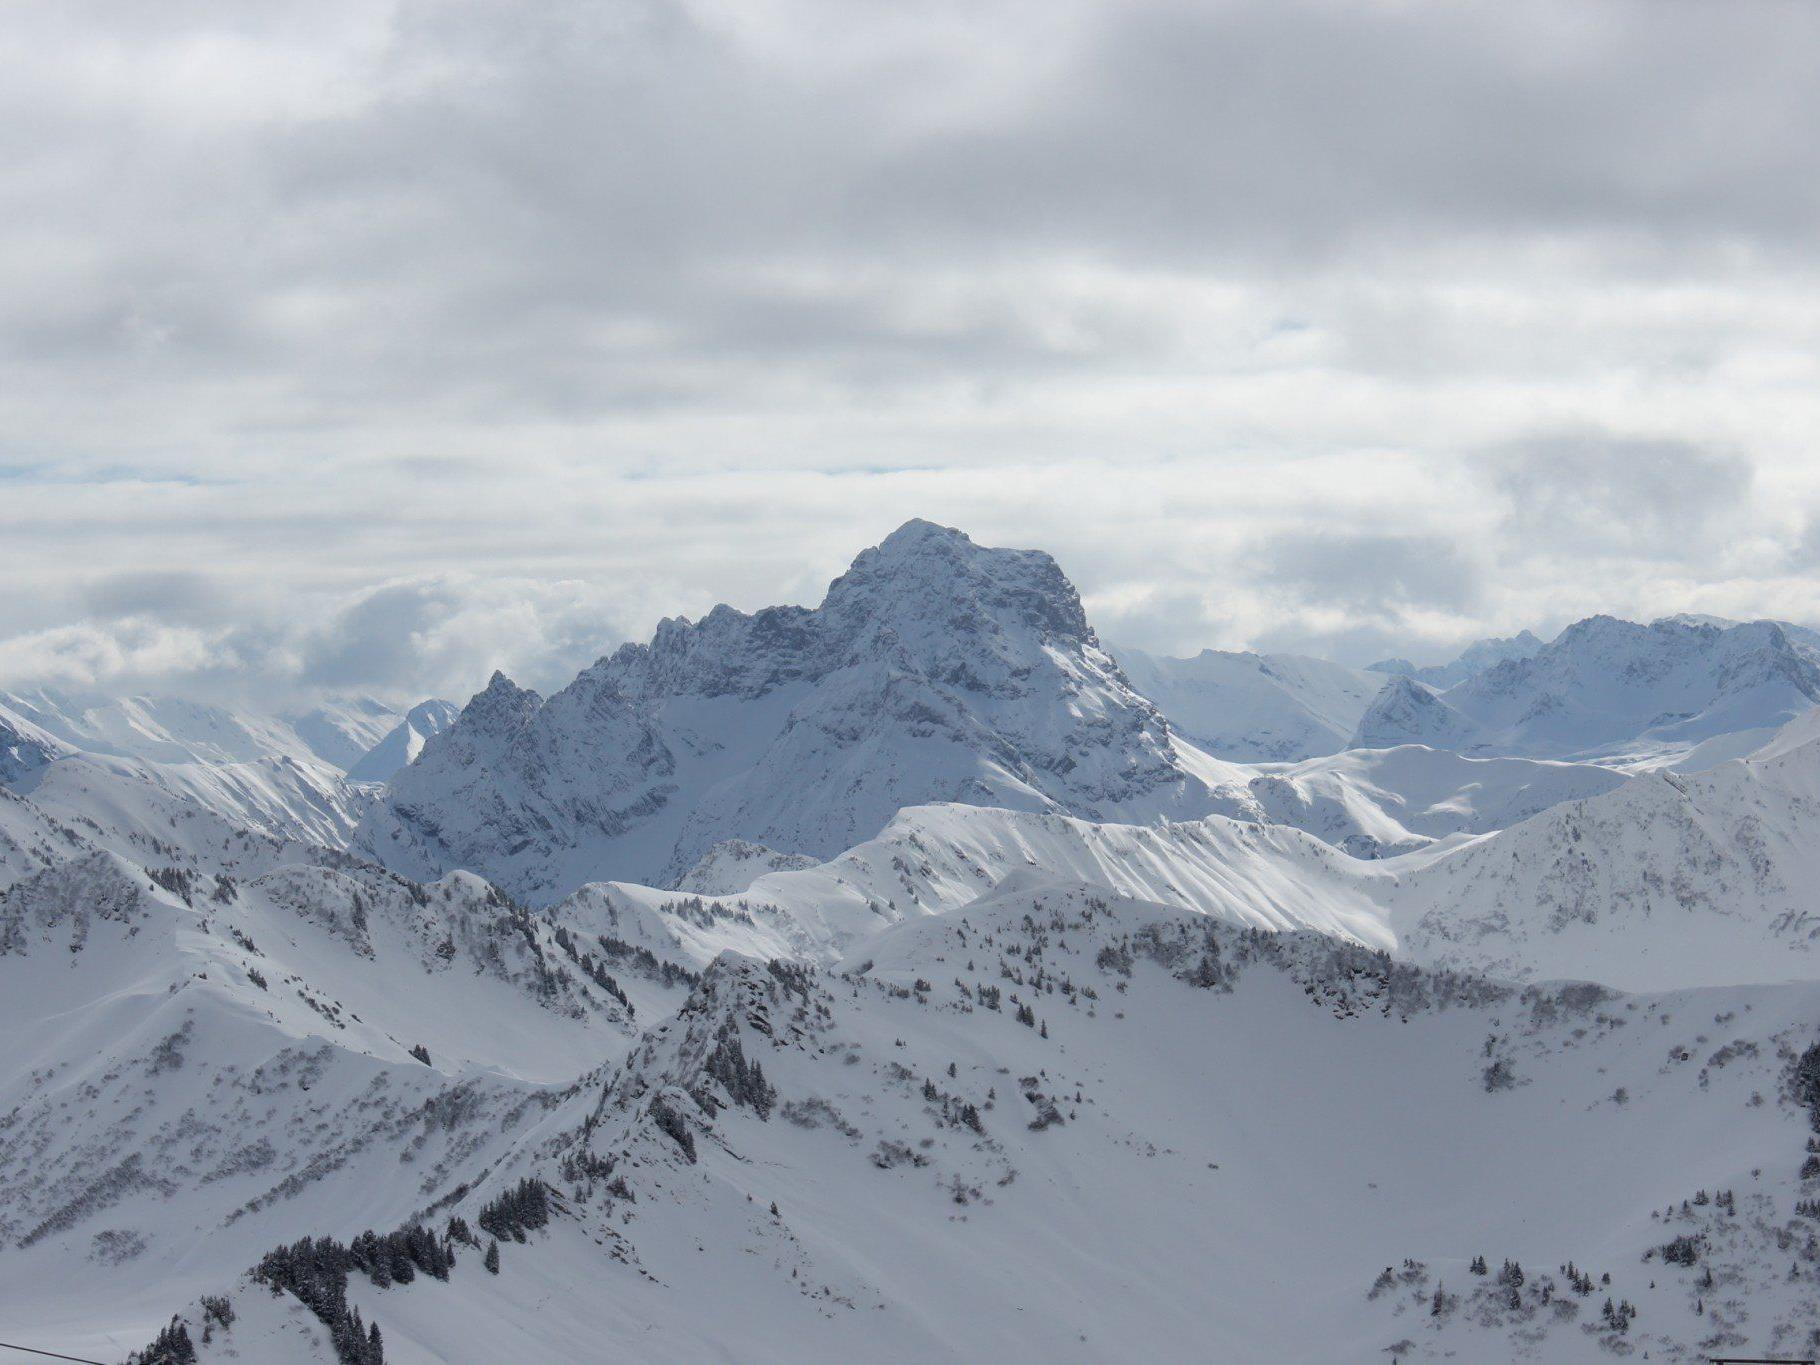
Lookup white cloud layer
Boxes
[3,0,1820,701]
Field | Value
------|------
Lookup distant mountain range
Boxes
[7,522,1820,1362]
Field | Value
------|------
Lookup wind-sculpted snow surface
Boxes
[362,521,1248,899]
[111,882,1820,1363]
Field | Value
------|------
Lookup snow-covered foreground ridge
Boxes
[50,881,1820,1363]
[12,520,1820,1361]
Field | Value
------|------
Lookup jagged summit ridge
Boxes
[1358,614,1820,759]
[583,518,1095,704]
[360,521,1230,900]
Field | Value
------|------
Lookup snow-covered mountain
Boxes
[673,838,821,895]
[1349,675,1485,751]
[17,523,1820,1362]
[548,800,1395,973]
[1115,645,1380,761]
[360,521,1246,899]
[0,710,61,784]
[0,691,452,851]
[346,699,460,784]
[1368,629,1547,690]
[4,743,372,850]
[1362,615,1820,760]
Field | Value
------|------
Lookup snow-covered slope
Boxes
[10,747,372,851]
[1115,645,1380,761]
[0,689,402,851]
[1385,708,1820,988]
[83,879,1820,1364]
[674,838,821,895]
[1247,745,1628,858]
[0,688,402,772]
[0,809,673,1361]
[286,698,409,771]
[361,521,1245,899]
[0,781,94,890]
[347,699,460,784]
[546,801,1394,972]
[22,524,1820,1363]
[0,709,63,784]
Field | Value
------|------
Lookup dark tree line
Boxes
[703,1030,777,1118]
[477,1177,552,1244]
[252,1236,391,1364]
[595,932,700,990]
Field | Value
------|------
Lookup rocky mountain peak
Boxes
[359,521,1213,898]
[822,518,1091,650]
[460,672,542,730]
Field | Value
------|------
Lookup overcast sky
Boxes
[4,0,1820,706]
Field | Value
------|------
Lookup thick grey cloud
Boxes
[1260,532,1480,614]
[1,0,1817,693]
[82,571,232,625]
[1492,431,1753,557]
[0,574,625,708]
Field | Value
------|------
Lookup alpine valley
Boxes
[9,522,1820,1363]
